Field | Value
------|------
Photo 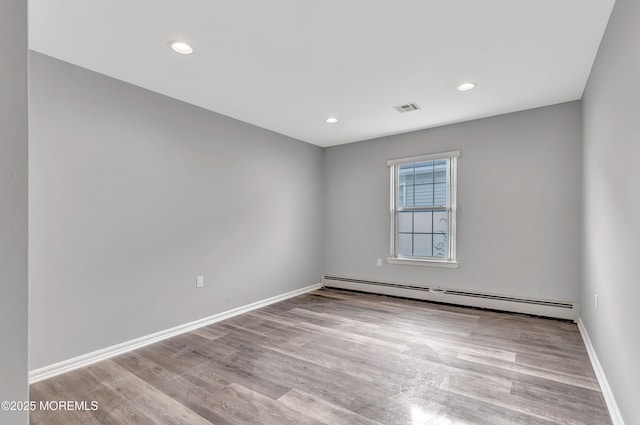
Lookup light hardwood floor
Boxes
[29,289,612,424]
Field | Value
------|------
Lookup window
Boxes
[387,150,459,267]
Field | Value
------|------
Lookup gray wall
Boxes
[581,0,640,422]
[0,1,29,424]
[29,52,324,369]
[324,102,582,302]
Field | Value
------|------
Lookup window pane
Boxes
[414,234,432,257]
[398,212,413,233]
[433,233,447,257]
[398,234,412,256]
[434,160,447,183]
[433,210,448,233]
[414,211,432,233]
[399,185,414,207]
[415,161,433,184]
[392,156,456,261]
[414,184,433,207]
[399,164,414,185]
[433,182,446,205]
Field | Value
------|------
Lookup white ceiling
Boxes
[29,1,615,147]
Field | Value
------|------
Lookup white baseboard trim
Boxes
[29,283,323,384]
[577,318,625,425]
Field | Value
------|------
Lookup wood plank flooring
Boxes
[29,289,612,424]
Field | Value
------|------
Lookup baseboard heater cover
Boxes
[322,276,579,321]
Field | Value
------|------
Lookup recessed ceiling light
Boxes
[325,117,338,124]
[169,41,194,55]
[457,82,476,91]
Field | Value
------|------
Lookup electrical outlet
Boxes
[595,294,598,311]
[196,275,204,288]
[376,258,383,267]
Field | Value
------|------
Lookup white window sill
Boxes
[386,257,459,268]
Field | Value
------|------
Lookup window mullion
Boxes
[398,206,446,212]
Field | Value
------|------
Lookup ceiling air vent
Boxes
[393,102,421,113]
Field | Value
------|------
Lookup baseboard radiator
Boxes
[322,276,579,322]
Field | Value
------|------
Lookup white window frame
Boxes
[386,150,459,268]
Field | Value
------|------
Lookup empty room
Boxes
[1,0,638,424]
